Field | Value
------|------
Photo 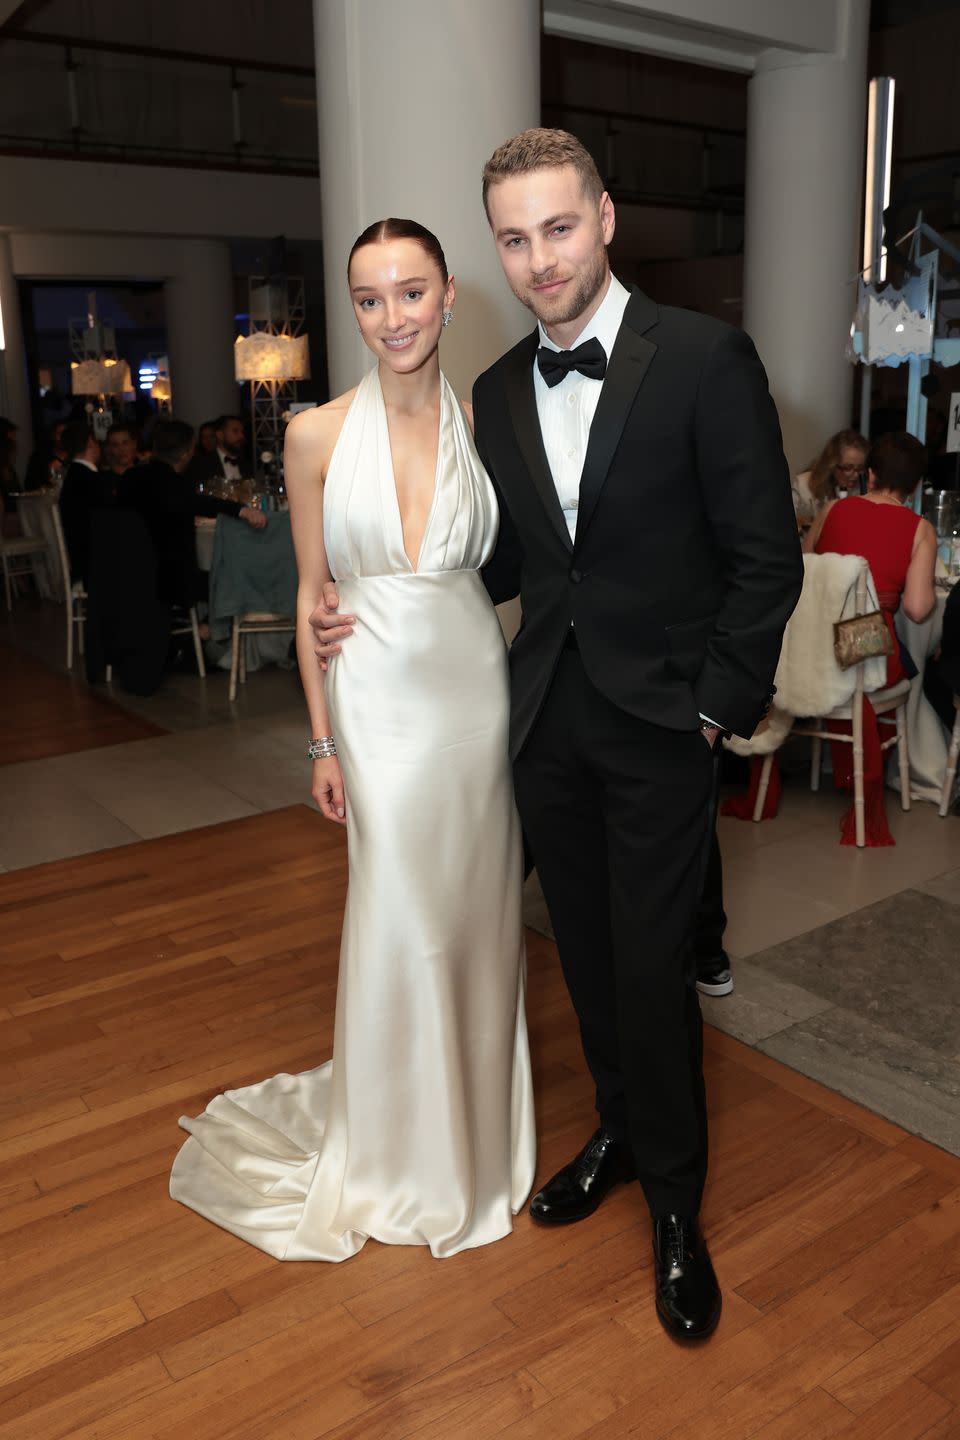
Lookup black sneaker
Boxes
[696,962,733,997]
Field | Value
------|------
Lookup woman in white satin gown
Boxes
[169,218,536,1261]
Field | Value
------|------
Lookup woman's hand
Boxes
[312,757,347,825]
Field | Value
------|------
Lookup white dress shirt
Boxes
[533,272,631,544]
[75,458,98,473]
[218,446,242,481]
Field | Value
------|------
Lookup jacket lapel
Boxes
[504,333,573,552]
[573,288,659,550]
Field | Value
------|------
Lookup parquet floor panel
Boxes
[0,805,956,1439]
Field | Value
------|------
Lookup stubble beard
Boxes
[514,245,609,331]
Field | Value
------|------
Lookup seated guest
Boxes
[793,429,868,530]
[804,431,936,845]
[85,505,170,695]
[185,413,247,490]
[117,417,265,606]
[24,420,68,491]
[57,423,115,585]
[924,584,960,733]
[198,420,217,457]
[102,423,139,480]
[805,431,936,684]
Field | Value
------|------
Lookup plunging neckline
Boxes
[377,371,444,575]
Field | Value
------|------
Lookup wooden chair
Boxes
[170,606,207,678]
[48,503,89,670]
[229,612,296,702]
[0,509,50,609]
[13,491,62,600]
[751,559,911,848]
[940,697,960,818]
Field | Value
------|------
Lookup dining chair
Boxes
[229,612,296,702]
[939,697,960,818]
[170,606,207,678]
[49,503,88,670]
[749,558,911,847]
[1,498,51,610]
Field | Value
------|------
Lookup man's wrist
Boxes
[699,713,730,739]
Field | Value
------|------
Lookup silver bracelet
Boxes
[308,735,337,760]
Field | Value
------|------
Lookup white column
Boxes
[743,0,870,474]
[164,240,238,430]
[0,234,32,455]
[313,0,541,400]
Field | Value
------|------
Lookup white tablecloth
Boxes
[892,586,951,803]
[195,517,217,574]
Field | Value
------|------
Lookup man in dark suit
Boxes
[102,423,139,482]
[117,418,265,607]
[184,413,247,491]
[57,422,115,585]
[311,129,802,1342]
[471,127,802,1341]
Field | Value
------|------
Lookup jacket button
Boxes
[569,567,583,584]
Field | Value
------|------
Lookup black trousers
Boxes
[513,644,714,1219]
[693,831,727,970]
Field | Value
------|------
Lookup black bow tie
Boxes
[536,336,607,388]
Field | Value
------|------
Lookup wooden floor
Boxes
[0,635,164,765]
[0,805,958,1440]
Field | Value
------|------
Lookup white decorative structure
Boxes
[850,217,960,512]
[233,332,309,383]
[68,291,135,439]
[70,358,134,397]
[853,287,933,366]
[236,274,309,484]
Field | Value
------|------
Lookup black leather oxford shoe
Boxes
[529,1129,634,1225]
[653,1214,722,1341]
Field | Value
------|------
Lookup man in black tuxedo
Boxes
[117,418,265,607]
[471,128,802,1340]
[57,422,115,585]
[184,413,247,491]
[311,129,802,1342]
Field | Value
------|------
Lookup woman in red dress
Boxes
[803,431,936,841]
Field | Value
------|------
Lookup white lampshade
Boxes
[234,331,310,382]
[854,288,934,365]
[71,357,134,396]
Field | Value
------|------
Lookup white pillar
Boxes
[164,240,238,430]
[313,0,540,400]
[743,0,870,475]
[0,234,32,459]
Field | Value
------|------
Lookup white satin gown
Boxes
[170,368,536,1261]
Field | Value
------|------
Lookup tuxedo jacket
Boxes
[473,288,804,756]
[116,460,242,605]
[184,449,226,489]
[57,461,118,586]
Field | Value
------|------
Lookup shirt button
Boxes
[567,448,576,459]
[567,393,576,407]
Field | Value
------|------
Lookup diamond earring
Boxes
[442,310,453,328]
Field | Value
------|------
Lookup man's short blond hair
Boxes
[482,128,605,221]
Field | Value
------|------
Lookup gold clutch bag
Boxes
[833,610,893,670]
